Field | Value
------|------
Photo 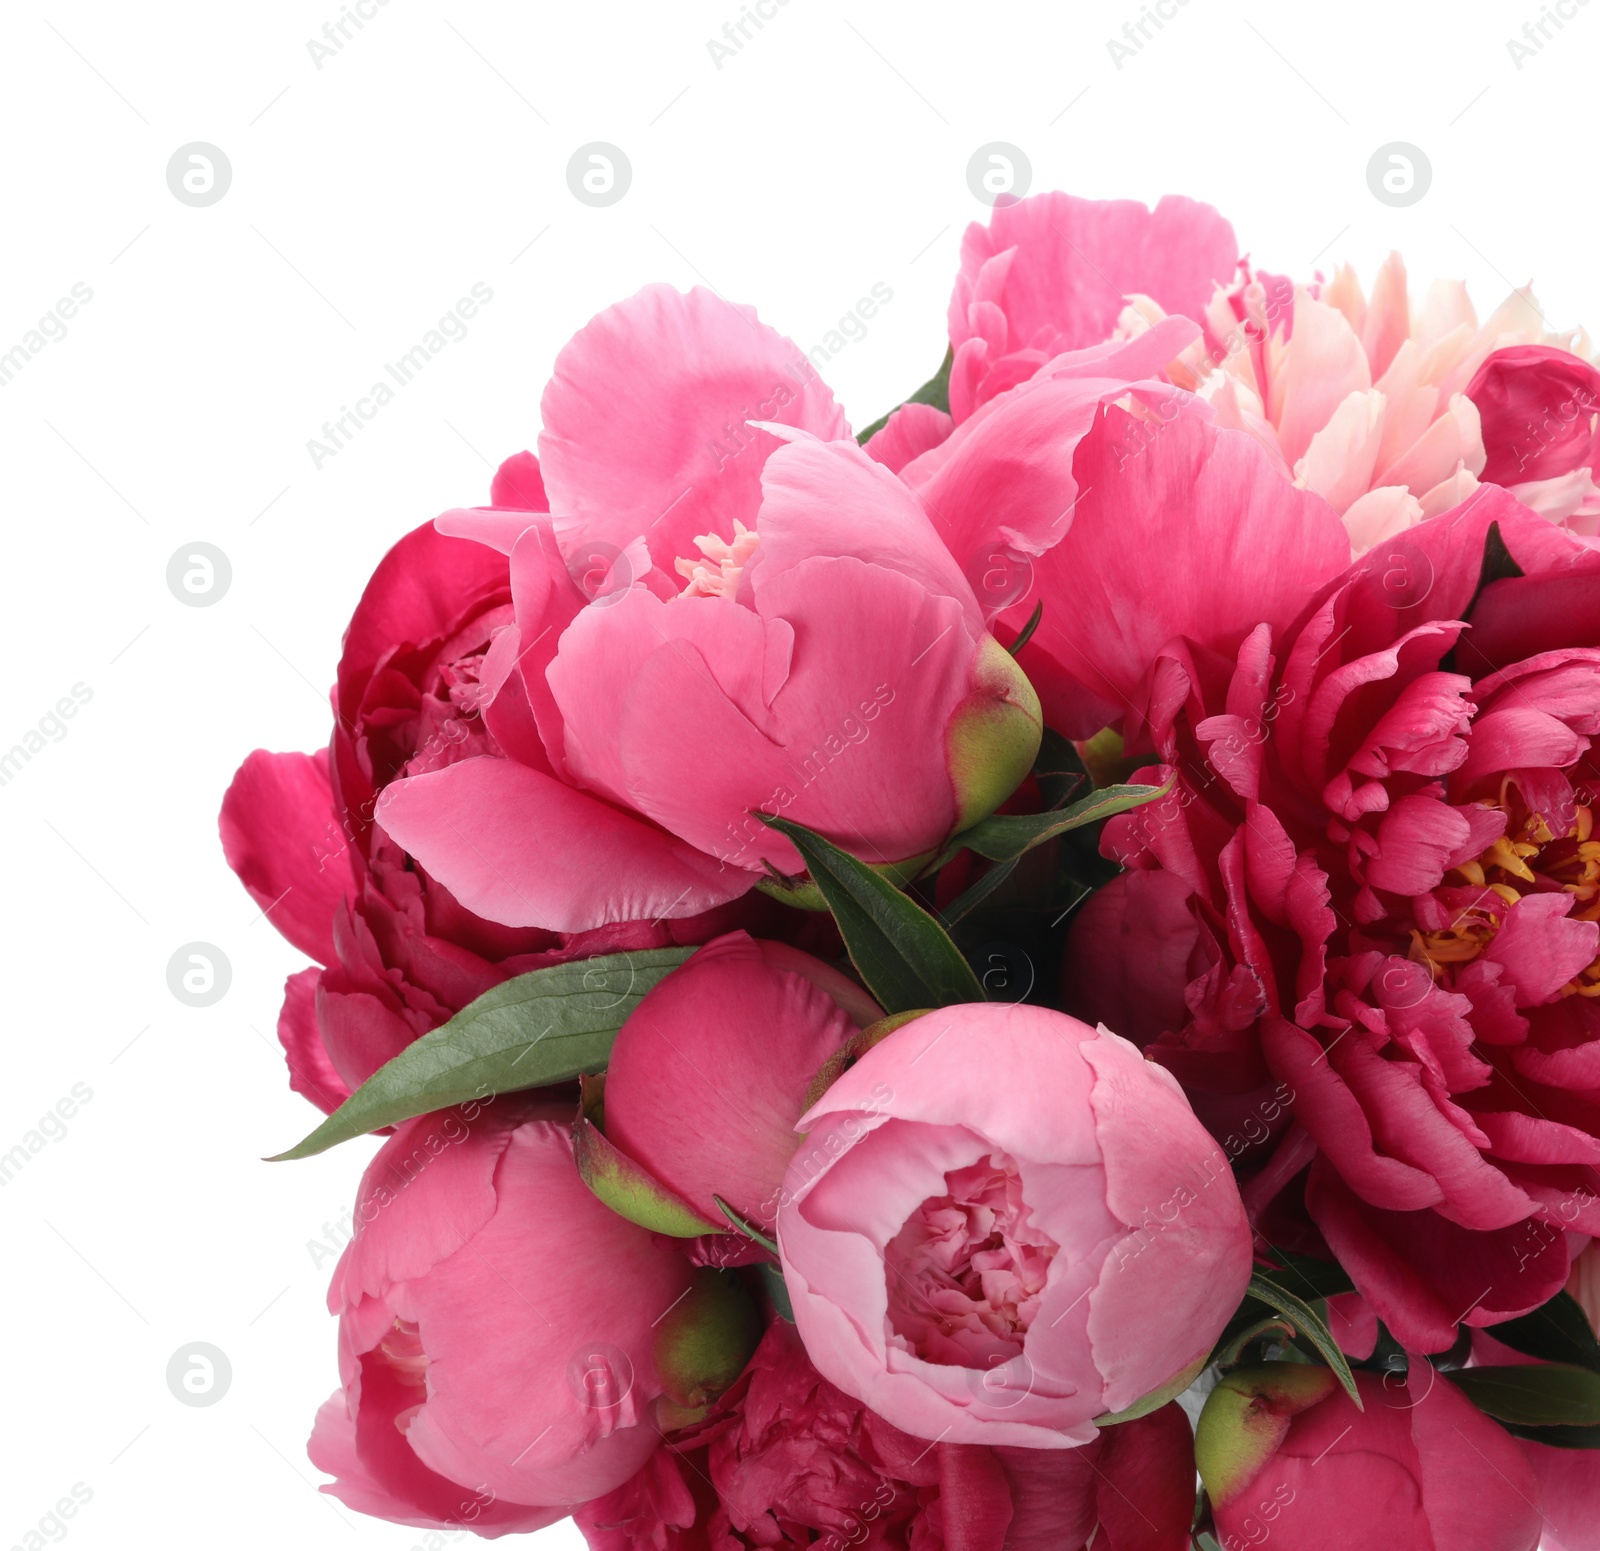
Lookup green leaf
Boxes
[1499,1421,1600,1449]
[760,1260,795,1323]
[1450,1364,1600,1428]
[855,347,953,445]
[937,729,1087,930]
[935,778,1173,868]
[1031,726,1088,812]
[1243,1271,1363,1410]
[1486,1291,1600,1375]
[756,814,985,1012]
[270,948,696,1160]
[713,1194,779,1256]
[1257,1247,1357,1303]
[1214,1315,1300,1370]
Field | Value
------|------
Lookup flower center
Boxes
[1411,791,1600,995]
[673,521,760,599]
[883,1153,1057,1369]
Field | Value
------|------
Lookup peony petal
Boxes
[376,756,753,932]
[539,285,847,579]
[220,749,353,965]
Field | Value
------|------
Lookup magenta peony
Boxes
[1056,395,1600,1349]
[574,1321,1197,1550]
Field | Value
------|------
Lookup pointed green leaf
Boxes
[1450,1364,1600,1428]
[713,1194,779,1256]
[935,778,1172,868]
[270,947,695,1160]
[1244,1271,1362,1409]
[1486,1291,1600,1375]
[756,814,985,1012]
[760,1259,796,1323]
[1031,726,1088,812]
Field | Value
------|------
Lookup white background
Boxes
[0,0,1593,1546]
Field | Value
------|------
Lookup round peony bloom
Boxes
[774,1002,1252,1448]
[377,285,1043,935]
[1053,396,1600,1350]
[601,931,881,1234]
[220,484,793,1113]
[311,1099,732,1533]
[1197,1363,1542,1551]
[573,1320,1198,1550]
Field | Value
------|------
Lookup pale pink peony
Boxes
[776,1003,1252,1448]
[1125,253,1599,553]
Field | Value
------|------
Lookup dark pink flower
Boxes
[220,508,789,1112]
[576,1322,1196,1551]
[1053,397,1600,1349]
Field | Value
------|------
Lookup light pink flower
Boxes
[1130,254,1598,552]
[377,287,1042,933]
[776,1003,1252,1447]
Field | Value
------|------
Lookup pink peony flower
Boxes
[602,931,881,1233]
[377,286,1043,934]
[1053,399,1600,1349]
[1197,1363,1542,1551]
[775,1003,1252,1447]
[1469,343,1600,522]
[575,1321,1197,1550]
[311,1099,708,1532]
[941,190,1240,427]
[220,503,793,1112]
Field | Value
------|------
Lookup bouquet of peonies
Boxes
[222,190,1600,1550]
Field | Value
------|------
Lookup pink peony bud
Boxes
[310,1100,739,1533]
[600,932,880,1235]
[1198,1364,1542,1551]
[775,1004,1252,1447]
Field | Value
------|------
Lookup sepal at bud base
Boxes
[1195,1362,1339,1511]
[653,1268,762,1409]
[572,1073,724,1238]
[803,1009,930,1112]
[1096,1350,1210,1426]
[946,635,1043,832]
